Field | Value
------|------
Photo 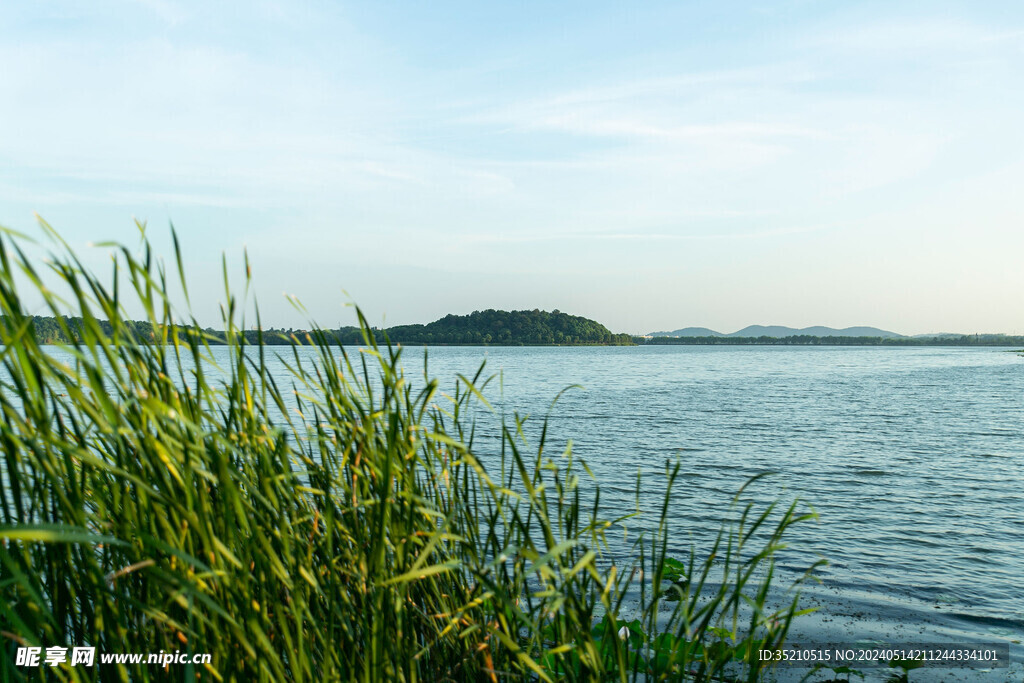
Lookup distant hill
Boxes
[648,326,724,337]
[649,325,904,338]
[350,309,634,346]
[728,325,904,338]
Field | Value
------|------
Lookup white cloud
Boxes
[125,0,189,26]
[817,19,1024,53]
[451,222,825,246]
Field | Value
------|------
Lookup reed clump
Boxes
[0,221,819,681]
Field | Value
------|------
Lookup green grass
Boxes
[0,220,821,681]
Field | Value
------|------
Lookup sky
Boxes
[1,0,1023,335]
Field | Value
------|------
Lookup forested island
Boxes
[350,308,634,345]
[11,309,635,346]
[639,334,1024,346]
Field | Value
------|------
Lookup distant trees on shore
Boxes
[8,309,635,346]
[14,314,1020,347]
[14,315,158,344]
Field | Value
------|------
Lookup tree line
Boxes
[17,315,1019,348]
[6,309,635,347]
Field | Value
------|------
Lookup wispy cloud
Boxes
[531,66,819,107]
[521,117,829,143]
[126,0,189,26]
[816,19,1024,53]
[454,223,825,246]
[461,65,831,151]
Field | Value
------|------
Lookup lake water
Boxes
[370,344,1024,679]
[13,343,1024,679]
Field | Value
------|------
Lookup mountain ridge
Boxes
[650,325,905,338]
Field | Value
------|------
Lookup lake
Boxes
[369,344,1024,678]
[16,343,1024,679]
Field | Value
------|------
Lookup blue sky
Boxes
[2,1,1023,334]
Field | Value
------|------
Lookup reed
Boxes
[0,220,820,681]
